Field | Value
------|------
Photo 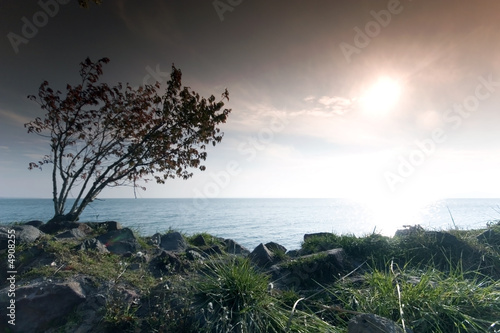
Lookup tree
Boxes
[25,57,231,222]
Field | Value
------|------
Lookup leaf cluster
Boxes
[25,57,230,219]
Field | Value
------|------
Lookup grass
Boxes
[330,261,500,333]
[17,237,156,292]
[5,223,500,333]
[301,232,393,262]
[193,256,337,333]
[186,232,226,247]
[301,226,500,277]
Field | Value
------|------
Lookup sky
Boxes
[1,0,500,207]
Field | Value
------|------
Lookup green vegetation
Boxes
[302,232,393,264]
[332,262,500,332]
[186,232,225,247]
[4,222,500,332]
[301,225,500,277]
[193,256,335,333]
[17,237,156,291]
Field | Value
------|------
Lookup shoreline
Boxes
[1,219,499,332]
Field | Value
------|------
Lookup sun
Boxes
[360,77,402,116]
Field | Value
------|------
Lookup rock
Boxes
[186,249,205,261]
[249,243,275,267]
[271,248,348,289]
[303,232,333,241]
[394,224,424,237]
[477,228,500,246]
[265,241,287,254]
[39,220,81,234]
[85,221,122,233]
[156,231,187,252]
[347,313,404,333]
[204,244,223,256]
[286,249,300,258]
[225,238,250,255]
[148,250,183,277]
[2,244,56,279]
[96,228,138,255]
[0,225,45,250]
[430,231,474,255]
[76,238,110,253]
[190,234,207,246]
[25,220,44,228]
[56,224,93,240]
[0,279,86,332]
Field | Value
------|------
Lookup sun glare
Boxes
[360,77,401,116]
[350,187,442,236]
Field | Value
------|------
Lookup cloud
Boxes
[302,95,354,116]
[115,0,183,47]
[23,153,46,161]
[0,109,31,125]
[227,102,289,133]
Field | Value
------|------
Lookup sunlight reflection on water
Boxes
[1,198,499,250]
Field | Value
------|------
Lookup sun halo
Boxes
[360,77,402,116]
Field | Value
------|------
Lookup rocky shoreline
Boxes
[1,219,499,332]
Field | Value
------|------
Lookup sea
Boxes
[1,198,499,251]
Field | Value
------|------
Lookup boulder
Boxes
[0,280,86,332]
[477,228,500,246]
[186,249,205,261]
[429,231,478,259]
[394,224,424,237]
[39,220,80,234]
[156,232,187,252]
[85,221,122,233]
[225,238,250,256]
[148,250,183,277]
[265,241,287,254]
[304,232,333,241]
[96,228,138,255]
[25,220,44,228]
[249,243,275,267]
[0,244,56,280]
[0,225,45,250]
[56,224,93,240]
[286,249,300,258]
[271,248,348,289]
[347,313,404,333]
[204,244,223,256]
[76,238,110,254]
[190,234,207,246]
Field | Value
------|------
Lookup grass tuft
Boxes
[331,261,500,333]
[193,256,337,332]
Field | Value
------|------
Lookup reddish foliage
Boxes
[25,57,231,221]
